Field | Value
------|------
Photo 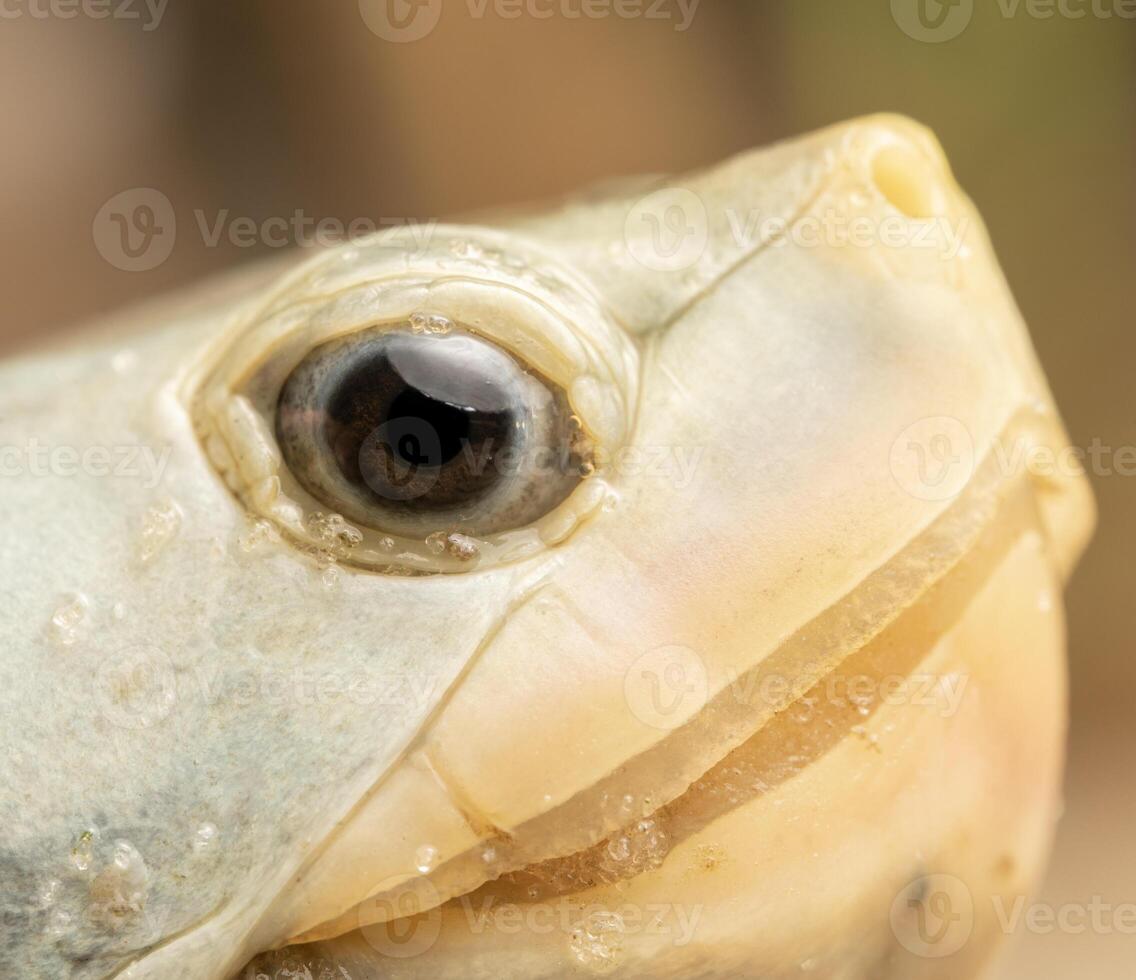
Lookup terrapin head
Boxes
[0,116,1093,979]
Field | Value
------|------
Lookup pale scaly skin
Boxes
[0,116,1093,980]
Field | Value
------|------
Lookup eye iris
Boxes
[320,335,516,508]
[275,324,586,539]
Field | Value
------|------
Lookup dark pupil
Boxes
[387,388,470,467]
[323,334,515,510]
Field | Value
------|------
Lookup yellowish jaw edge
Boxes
[242,409,1092,980]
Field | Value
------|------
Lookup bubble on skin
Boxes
[518,815,670,896]
[88,840,149,930]
[70,829,99,873]
[244,949,354,980]
[138,500,182,564]
[37,878,62,909]
[449,239,485,261]
[193,823,218,854]
[444,533,479,562]
[239,518,279,554]
[44,908,73,938]
[596,818,669,882]
[111,350,140,374]
[409,311,455,336]
[415,844,438,874]
[568,910,626,975]
[306,512,363,552]
[49,594,91,647]
[425,531,480,562]
[320,564,341,590]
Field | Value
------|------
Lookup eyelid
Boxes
[186,227,638,574]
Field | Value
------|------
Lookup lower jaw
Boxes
[242,467,1067,979]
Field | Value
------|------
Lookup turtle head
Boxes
[0,116,1092,979]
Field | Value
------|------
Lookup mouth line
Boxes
[279,445,1039,957]
[247,408,1075,978]
[444,467,1033,912]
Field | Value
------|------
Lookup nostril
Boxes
[870,143,948,219]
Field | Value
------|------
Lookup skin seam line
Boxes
[240,571,559,943]
[103,570,558,980]
[421,746,511,841]
[651,160,841,337]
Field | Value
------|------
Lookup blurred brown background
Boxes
[0,3,1131,975]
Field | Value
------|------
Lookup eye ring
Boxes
[275,321,593,539]
[187,226,638,575]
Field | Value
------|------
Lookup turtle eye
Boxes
[276,323,589,538]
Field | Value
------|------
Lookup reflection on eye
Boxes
[276,323,590,538]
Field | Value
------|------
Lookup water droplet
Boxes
[409,312,454,335]
[480,845,498,865]
[415,845,438,874]
[306,512,363,551]
[595,818,670,882]
[443,533,479,562]
[449,239,484,261]
[37,878,62,909]
[89,840,149,930]
[70,829,98,872]
[50,594,91,647]
[568,910,625,974]
[138,501,182,564]
[111,350,140,374]
[44,908,73,938]
[112,602,128,621]
[239,518,278,554]
[193,823,218,854]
